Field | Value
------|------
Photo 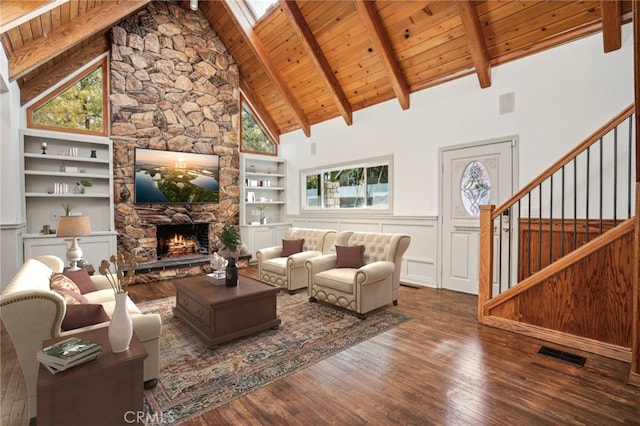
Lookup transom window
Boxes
[27,57,108,136]
[241,101,276,155]
[302,156,392,213]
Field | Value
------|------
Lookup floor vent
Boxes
[537,346,586,367]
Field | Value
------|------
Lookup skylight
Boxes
[246,0,276,20]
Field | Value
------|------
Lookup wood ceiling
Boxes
[0,1,633,142]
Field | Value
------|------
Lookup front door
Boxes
[440,138,517,294]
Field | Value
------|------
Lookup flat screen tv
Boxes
[134,148,219,204]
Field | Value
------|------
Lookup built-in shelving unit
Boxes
[239,153,291,258]
[20,128,116,265]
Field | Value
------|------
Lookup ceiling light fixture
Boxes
[190,0,198,11]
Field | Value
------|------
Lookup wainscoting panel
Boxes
[290,216,438,287]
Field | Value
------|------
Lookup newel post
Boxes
[478,204,495,323]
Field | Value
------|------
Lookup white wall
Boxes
[281,24,634,217]
[0,47,23,223]
[0,46,27,286]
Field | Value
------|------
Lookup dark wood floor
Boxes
[2,267,639,425]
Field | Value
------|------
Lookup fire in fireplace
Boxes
[156,224,209,260]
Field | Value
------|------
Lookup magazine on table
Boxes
[38,336,102,366]
[38,352,99,374]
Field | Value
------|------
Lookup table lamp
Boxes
[56,215,92,270]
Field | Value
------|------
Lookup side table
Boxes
[37,328,147,426]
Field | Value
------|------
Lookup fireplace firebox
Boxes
[156,224,209,260]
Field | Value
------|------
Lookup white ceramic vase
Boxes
[108,291,133,353]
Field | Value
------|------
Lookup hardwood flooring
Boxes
[2,267,639,425]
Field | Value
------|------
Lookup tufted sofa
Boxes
[256,227,336,293]
[0,255,161,419]
[305,231,411,318]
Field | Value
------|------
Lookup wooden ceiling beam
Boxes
[457,1,491,88]
[601,0,622,53]
[240,80,281,144]
[223,0,311,137]
[20,34,110,106]
[354,0,409,110]
[280,0,353,126]
[7,0,151,81]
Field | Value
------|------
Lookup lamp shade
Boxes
[56,215,92,237]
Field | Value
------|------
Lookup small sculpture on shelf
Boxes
[41,142,47,155]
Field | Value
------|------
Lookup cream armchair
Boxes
[257,227,336,293]
[305,231,411,319]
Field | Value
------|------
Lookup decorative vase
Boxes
[108,291,133,353]
[225,257,238,287]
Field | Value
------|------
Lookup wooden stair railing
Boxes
[478,104,636,362]
[482,218,635,362]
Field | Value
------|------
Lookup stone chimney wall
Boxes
[110,1,239,277]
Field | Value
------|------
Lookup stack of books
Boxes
[206,272,226,285]
[37,336,102,374]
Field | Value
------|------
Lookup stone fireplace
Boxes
[156,223,209,260]
[109,2,240,282]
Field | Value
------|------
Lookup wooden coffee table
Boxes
[173,275,281,347]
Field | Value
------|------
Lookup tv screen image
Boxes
[134,148,220,203]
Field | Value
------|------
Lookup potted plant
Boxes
[257,204,267,224]
[218,224,241,258]
[79,179,92,194]
[62,204,74,216]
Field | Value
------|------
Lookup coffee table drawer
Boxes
[177,292,211,329]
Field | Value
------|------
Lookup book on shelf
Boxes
[38,352,99,375]
[38,336,102,366]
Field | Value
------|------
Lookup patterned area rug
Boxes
[139,291,410,424]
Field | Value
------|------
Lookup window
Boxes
[27,58,108,136]
[460,160,491,216]
[302,156,392,213]
[241,102,276,154]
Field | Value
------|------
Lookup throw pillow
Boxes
[335,245,365,268]
[54,288,89,305]
[50,273,81,294]
[62,268,97,294]
[61,304,110,331]
[282,239,304,257]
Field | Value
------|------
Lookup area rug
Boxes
[139,291,410,424]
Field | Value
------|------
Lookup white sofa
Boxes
[306,231,411,319]
[256,227,336,293]
[0,255,161,419]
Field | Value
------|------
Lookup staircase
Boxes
[477,105,639,383]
